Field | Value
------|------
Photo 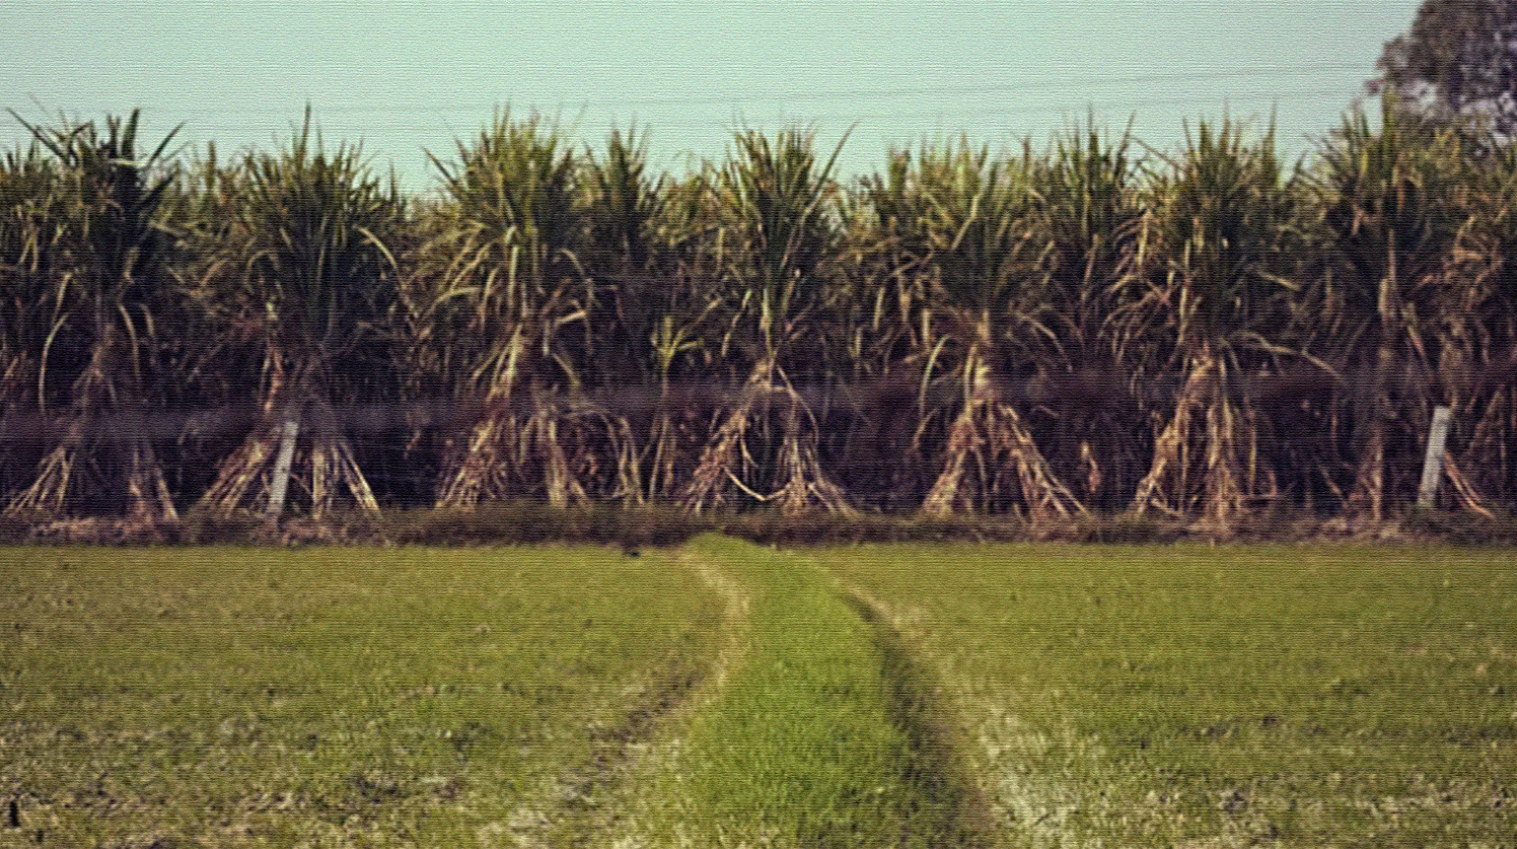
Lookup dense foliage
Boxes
[2,102,1515,526]
[1375,0,1517,143]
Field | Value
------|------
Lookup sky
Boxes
[7,1,1425,193]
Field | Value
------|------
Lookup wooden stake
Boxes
[266,416,300,521]
[1417,405,1453,509]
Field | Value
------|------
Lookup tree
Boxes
[1374,0,1517,144]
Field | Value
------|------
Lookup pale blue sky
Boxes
[8,1,1422,191]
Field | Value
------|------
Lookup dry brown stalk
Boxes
[5,339,178,520]
[923,350,1084,521]
[1134,351,1276,527]
[437,391,640,509]
[199,400,378,518]
[684,358,852,515]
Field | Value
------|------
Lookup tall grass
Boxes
[4,98,1517,522]
[189,108,404,518]
[2,110,181,519]
[1133,119,1302,526]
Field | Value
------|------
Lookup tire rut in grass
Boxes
[599,542,994,848]
[523,558,746,848]
[840,589,1003,849]
[666,546,999,848]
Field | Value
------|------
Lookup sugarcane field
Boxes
[4,57,1517,847]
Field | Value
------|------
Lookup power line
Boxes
[132,85,1366,138]
[3,62,1370,118]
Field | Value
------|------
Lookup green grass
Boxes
[633,536,986,849]
[826,543,1517,848]
[0,545,723,848]
[4,540,1513,848]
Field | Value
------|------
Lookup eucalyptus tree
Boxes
[1131,120,1305,526]
[682,128,854,514]
[419,111,638,508]
[2,110,181,519]
[1374,0,1517,145]
[1308,103,1468,520]
[193,113,403,518]
[887,141,1084,519]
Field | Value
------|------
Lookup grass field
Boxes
[626,537,988,849]
[828,543,1517,848]
[2,539,1513,848]
[0,545,724,847]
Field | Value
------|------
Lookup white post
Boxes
[266,415,300,521]
[1417,405,1453,508]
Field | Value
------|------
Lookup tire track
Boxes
[502,553,750,849]
[837,583,1003,848]
[839,581,1093,849]
[536,544,1004,848]
[973,705,1091,849]
[684,558,755,694]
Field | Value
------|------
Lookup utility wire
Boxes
[144,86,1369,137]
[10,61,1370,119]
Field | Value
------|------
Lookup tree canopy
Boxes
[1374,0,1517,143]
